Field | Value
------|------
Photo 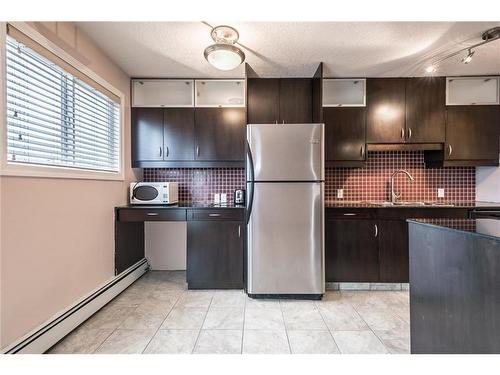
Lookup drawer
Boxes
[118,208,187,222]
[377,207,469,220]
[187,209,245,221]
[326,208,375,220]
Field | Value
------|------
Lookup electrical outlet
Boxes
[437,188,445,198]
[220,193,227,204]
[337,189,344,199]
[214,193,220,204]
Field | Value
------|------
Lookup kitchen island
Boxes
[408,218,500,354]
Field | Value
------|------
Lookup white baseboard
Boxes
[2,259,149,354]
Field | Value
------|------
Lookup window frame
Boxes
[0,22,125,181]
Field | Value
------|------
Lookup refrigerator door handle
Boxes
[246,140,255,224]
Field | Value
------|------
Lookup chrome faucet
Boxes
[390,169,414,203]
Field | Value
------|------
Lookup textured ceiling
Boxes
[76,22,500,78]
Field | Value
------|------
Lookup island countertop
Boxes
[407,218,500,241]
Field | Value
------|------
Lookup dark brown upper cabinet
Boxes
[132,107,164,163]
[405,77,446,143]
[247,78,280,124]
[366,78,407,143]
[323,107,366,165]
[279,79,313,123]
[444,106,500,165]
[247,78,313,124]
[194,108,246,161]
[163,108,195,161]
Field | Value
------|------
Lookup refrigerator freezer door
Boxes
[247,182,324,295]
[247,123,324,181]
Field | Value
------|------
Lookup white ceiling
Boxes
[76,22,500,78]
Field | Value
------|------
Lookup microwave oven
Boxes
[129,182,179,205]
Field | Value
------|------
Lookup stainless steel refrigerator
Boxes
[246,123,325,299]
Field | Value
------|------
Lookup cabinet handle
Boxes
[343,213,357,216]
[400,128,405,140]
[275,120,278,124]
[209,213,221,217]
[166,146,169,157]
[159,147,162,157]
[147,212,159,216]
[196,146,200,157]
[360,145,364,158]
[238,225,241,237]
[374,224,378,238]
[408,128,412,140]
[448,144,453,156]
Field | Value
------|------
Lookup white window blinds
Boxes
[5,27,121,173]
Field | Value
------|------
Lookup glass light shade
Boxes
[204,44,245,71]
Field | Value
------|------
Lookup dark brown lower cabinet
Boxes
[325,219,379,282]
[378,220,409,282]
[187,220,244,289]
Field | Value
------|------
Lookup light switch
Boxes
[437,188,445,198]
[337,189,344,199]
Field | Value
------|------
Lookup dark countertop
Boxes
[117,202,245,209]
[325,200,500,209]
[408,218,500,240]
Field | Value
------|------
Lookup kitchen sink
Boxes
[369,201,455,207]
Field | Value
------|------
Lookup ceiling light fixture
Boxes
[424,26,500,74]
[204,25,245,71]
[461,49,475,64]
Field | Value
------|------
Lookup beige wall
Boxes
[0,22,137,348]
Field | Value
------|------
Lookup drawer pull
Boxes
[238,225,241,237]
[209,213,221,217]
[374,224,378,238]
[343,213,357,216]
[147,212,159,216]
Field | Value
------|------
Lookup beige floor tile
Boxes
[161,307,208,330]
[95,329,155,354]
[82,305,136,330]
[211,291,246,308]
[332,330,389,354]
[374,329,410,354]
[48,327,113,354]
[318,304,368,331]
[245,298,281,310]
[355,306,409,331]
[282,307,328,330]
[287,330,340,354]
[137,298,176,316]
[176,292,213,308]
[244,307,285,330]
[194,330,242,354]
[119,310,166,330]
[144,329,199,354]
[242,330,290,354]
[203,307,244,330]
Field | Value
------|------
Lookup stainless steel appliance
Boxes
[234,189,245,205]
[129,182,179,205]
[246,123,325,299]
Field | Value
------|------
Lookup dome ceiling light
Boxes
[204,25,245,71]
[424,26,500,74]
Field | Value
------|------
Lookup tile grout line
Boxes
[348,292,393,354]
[278,300,292,354]
[240,293,247,354]
[315,296,342,354]
[140,281,184,354]
[191,293,213,354]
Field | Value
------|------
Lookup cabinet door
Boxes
[324,107,366,162]
[131,108,164,163]
[445,106,500,161]
[366,78,406,143]
[279,78,313,123]
[187,220,244,289]
[194,108,246,161]
[132,79,194,107]
[378,220,409,283]
[406,77,445,143]
[325,219,379,282]
[247,78,280,124]
[163,108,195,161]
[195,80,245,107]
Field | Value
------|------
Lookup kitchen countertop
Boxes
[408,218,500,241]
[116,202,245,209]
[325,200,500,209]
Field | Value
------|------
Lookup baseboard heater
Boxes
[2,258,149,354]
